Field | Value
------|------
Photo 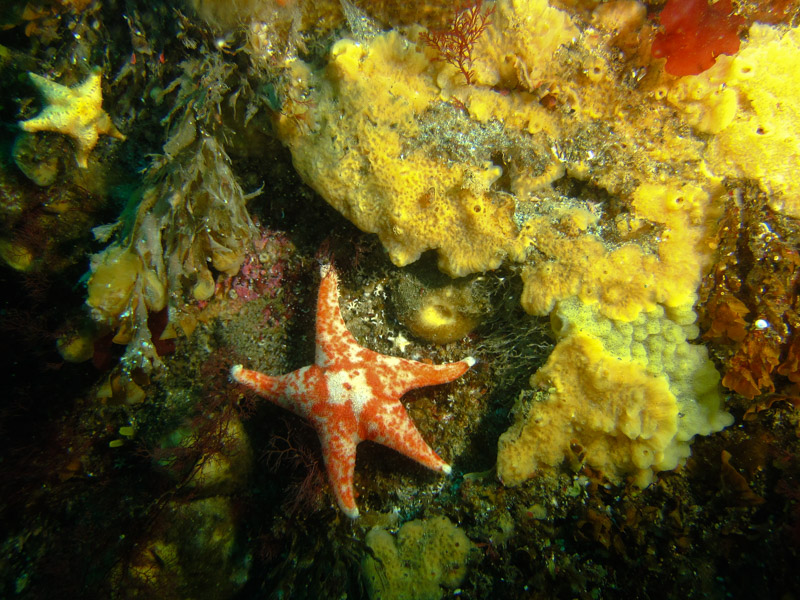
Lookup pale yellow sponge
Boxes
[552,298,733,440]
[497,333,680,487]
[497,297,733,487]
[362,516,474,600]
[663,24,800,218]
[520,182,720,321]
[277,32,530,277]
[707,25,800,218]
[472,0,579,90]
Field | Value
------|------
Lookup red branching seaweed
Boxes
[699,186,800,401]
[722,329,782,399]
[777,334,800,383]
[420,0,495,85]
[263,420,326,515]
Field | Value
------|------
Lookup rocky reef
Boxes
[1,1,799,599]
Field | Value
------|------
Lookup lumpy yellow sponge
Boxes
[362,516,473,600]
[270,0,716,282]
[471,0,578,90]
[663,24,800,218]
[497,333,680,487]
[497,297,733,487]
[277,32,529,277]
[520,182,720,321]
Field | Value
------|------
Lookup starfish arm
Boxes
[95,112,127,140]
[317,418,361,518]
[28,72,66,103]
[314,265,476,387]
[314,264,363,367]
[18,115,47,133]
[361,398,451,475]
[365,354,476,398]
[19,108,73,134]
[74,128,99,169]
[233,364,336,421]
[231,363,289,396]
[76,69,103,105]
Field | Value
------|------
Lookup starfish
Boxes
[231,264,474,518]
[19,67,125,168]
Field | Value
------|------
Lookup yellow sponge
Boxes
[362,516,473,600]
[662,24,800,218]
[520,182,719,322]
[497,297,733,487]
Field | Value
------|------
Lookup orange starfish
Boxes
[232,264,474,518]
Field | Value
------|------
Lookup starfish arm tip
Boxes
[463,356,476,367]
[230,364,244,380]
[28,72,46,86]
[442,464,453,475]
[343,506,360,519]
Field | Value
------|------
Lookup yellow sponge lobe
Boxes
[498,296,733,487]
[362,516,473,600]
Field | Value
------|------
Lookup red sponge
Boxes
[652,0,745,76]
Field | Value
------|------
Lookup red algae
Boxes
[652,0,745,76]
